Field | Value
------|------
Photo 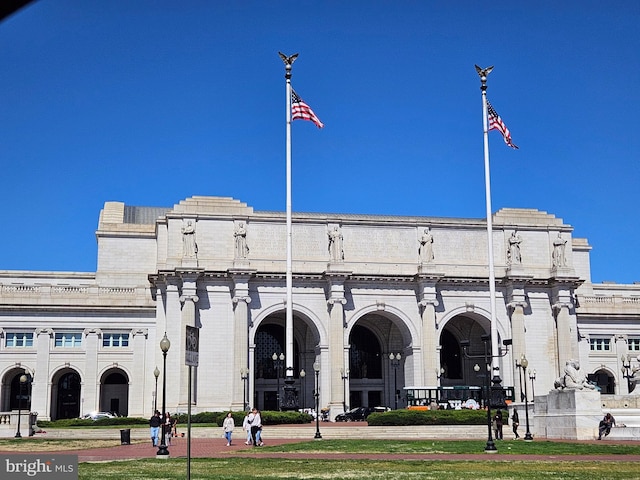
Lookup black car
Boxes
[334,407,375,422]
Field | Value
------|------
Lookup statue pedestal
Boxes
[534,389,601,440]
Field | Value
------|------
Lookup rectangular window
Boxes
[103,333,129,347]
[628,339,640,352]
[55,332,82,348]
[6,332,34,348]
[589,338,611,351]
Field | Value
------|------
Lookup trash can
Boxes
[120,429,131,445]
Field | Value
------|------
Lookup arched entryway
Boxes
[100,369,129,416]
[252,309,320,411]
[347,311,408,410]
[3,369,32,412]
[588,369,615,394]
[51,369,81,420]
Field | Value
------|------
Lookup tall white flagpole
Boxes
[280,52,298,390]
[476,65,500,374]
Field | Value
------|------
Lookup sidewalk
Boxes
[3,423,639,463]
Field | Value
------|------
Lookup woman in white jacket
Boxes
[222,412,235,446]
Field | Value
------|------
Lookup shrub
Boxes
[366,408,487,426]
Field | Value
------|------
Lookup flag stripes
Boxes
[291,89,324,128]
[487,101,518,149]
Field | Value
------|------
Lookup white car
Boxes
[81,412,116,420]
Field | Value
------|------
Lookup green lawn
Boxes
[79,458,640,480]
[4,438,640,479]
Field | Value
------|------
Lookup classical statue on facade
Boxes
[181,220,197,258]
[552,233,567,267]
[418,228,434,264]
[554,359,596,390]
[328,226,344,262]
[234,222,249,259]
[507,230,522,266]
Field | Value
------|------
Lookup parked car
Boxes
[335,407,375,422]
[81,411,116,421]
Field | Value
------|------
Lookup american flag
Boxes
[487,101,518,149]
[291,89,324,128]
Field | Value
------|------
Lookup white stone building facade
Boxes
[0,196,638,421]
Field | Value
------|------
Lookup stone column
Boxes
[33,328,53,419]
[615,335,630,394]
[325,271,349,419]
[551,280,580,374]
[163,277,182,411]
[231,270,254,411]
[505,277,530,402]
[417,273,442,385]
[83,328,101,414]
[178,272,200,408]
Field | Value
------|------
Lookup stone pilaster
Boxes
[416,273,442,385]
[33,328,53,420]
[505,276,530,402]
[325,270,350,418]
[130,328,148,417]
[551,278,582,374]
[178,271,201,408]
[230,269,254,411]
[82,328,101,415]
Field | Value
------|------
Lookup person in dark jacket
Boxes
[149,410,161,447]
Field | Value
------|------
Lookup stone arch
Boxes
[250,303,325,411]
[50,367,82,420]
[344,304,416,409]
[437,306,510,388]
[98,367,130,416]
[1,366,34,412]
[587,367,615,394]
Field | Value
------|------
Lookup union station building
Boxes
[1,196,638,420]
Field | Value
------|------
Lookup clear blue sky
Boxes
[0,1,638,284]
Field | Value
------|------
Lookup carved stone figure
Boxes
[552,233,567,267]
[181,220,197,258]
[234,222,249,259]
[507,230,522,265]
[419,228,434,264]
[554,359,596,390]
[328,227,344,262]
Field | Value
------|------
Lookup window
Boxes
[55,332,82,348]
[103,333,129,347]
[589,338,611,351]
[5,332,33,347]
[628,339,640,352]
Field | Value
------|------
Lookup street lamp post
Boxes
[240,367,249,411]
[529,369,536,401]
[389,353,401,409]
[313,361,322,439]
[621,355,635,393]
[519,354,534,441]
[15,374,27,439]
[340,368,349,413]
[157,332,171,458]
[272,353,284,410]
[153,366,160,413]
[460,334,511,453]
[300,369,306,409]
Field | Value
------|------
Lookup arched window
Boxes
[254,324,300,379]
[349,325,382,379]
[57,372,81,419]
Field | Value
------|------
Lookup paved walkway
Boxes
[3,423,640,463]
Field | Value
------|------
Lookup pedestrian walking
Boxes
[242,412,252,445]
[493,409,504,440]
[149,410,161,447]
[250,408,263,446]
[223,412,235,446]
[511,408,520,439]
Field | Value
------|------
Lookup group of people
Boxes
[148,410,178,447]
[491,408,522,440]
[222,408,264,447]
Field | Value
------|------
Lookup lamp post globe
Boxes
[157,332,171,458]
